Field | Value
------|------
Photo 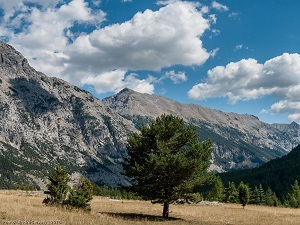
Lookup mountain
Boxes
[103,88,300,171]
[219,144,300,200]
[0,41,137,189]
[1,41,300,190]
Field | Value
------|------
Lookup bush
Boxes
[43,165,71,206]
[66,178,93,211]
[43,165,93,210]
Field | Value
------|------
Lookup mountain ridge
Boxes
[1,41,300,189]
[103,88,300,171]
[219,144,300,200]
[0,41,137,188]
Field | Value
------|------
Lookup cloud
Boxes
[211,1,229,12]
[260,109,270,114]
[146,70,187,84]
[0,0,60,21]
[156,0,182,6]
[78,1,211,71]
[1,0,213,95]
[188,53,300,122]
[228,12,239,18]
[83,70,155,94]
[210,48,219,58]
[234,44,243,52]
[5,0,105,66]
[163,70,187,84]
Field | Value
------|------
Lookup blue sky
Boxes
[1,0,300,124]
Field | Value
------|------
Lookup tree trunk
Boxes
[163,202,169,218]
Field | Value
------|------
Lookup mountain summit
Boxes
[103,88,300,171]
[0,41,136,188]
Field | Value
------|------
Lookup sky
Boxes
[0,0,300,124]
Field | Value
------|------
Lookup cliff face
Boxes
[103,88,300,171]
[0,41,136,188]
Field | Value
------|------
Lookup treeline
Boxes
[205,176,300,208]
[11,181,141,201]
[219,144,300,201]
[93,184,141,200]
[13,183,36,191]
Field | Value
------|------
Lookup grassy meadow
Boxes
[1,190,300,225]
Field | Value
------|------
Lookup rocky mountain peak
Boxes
[0,41,36,80]
[103,88,300,171]
[289,121,300,129]
[118,87,134,94]
[0,41,137,188]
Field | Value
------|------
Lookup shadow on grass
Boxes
[102,212,183,222]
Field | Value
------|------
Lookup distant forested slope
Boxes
[219,145,300,200]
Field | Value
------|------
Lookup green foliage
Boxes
[66,178,93,211]
[93,185,141,200]
[258,184,266,205]
[43,165,71,206]
[238,182,250,209]
[251,186,261,205]
[43,165,93,210]
[265,187,279,207]
[284,180,300,208]
[224,181,281,207]
[123,114,213,217]
[219,144,300,201]
[223,181,238,203]
[185,192,203,204]
[13,183,36,191]
[0,141,57,189]
[207,177,224,201]
[224,182,280,207]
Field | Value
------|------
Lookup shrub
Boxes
[66,178,93,211]
[43,165,71,206]
[43,165,93,210]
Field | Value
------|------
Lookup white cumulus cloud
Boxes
[188,53,300,122]
[83,70,155,94]
[77,1,211,71]
[0,0,214,95]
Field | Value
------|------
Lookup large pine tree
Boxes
[123,114,213,218]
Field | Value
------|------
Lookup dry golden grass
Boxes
[1,190,300,225]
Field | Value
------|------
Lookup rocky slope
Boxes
[103,88,300,171]
[1,41,300,189]
[0,41,136,189]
